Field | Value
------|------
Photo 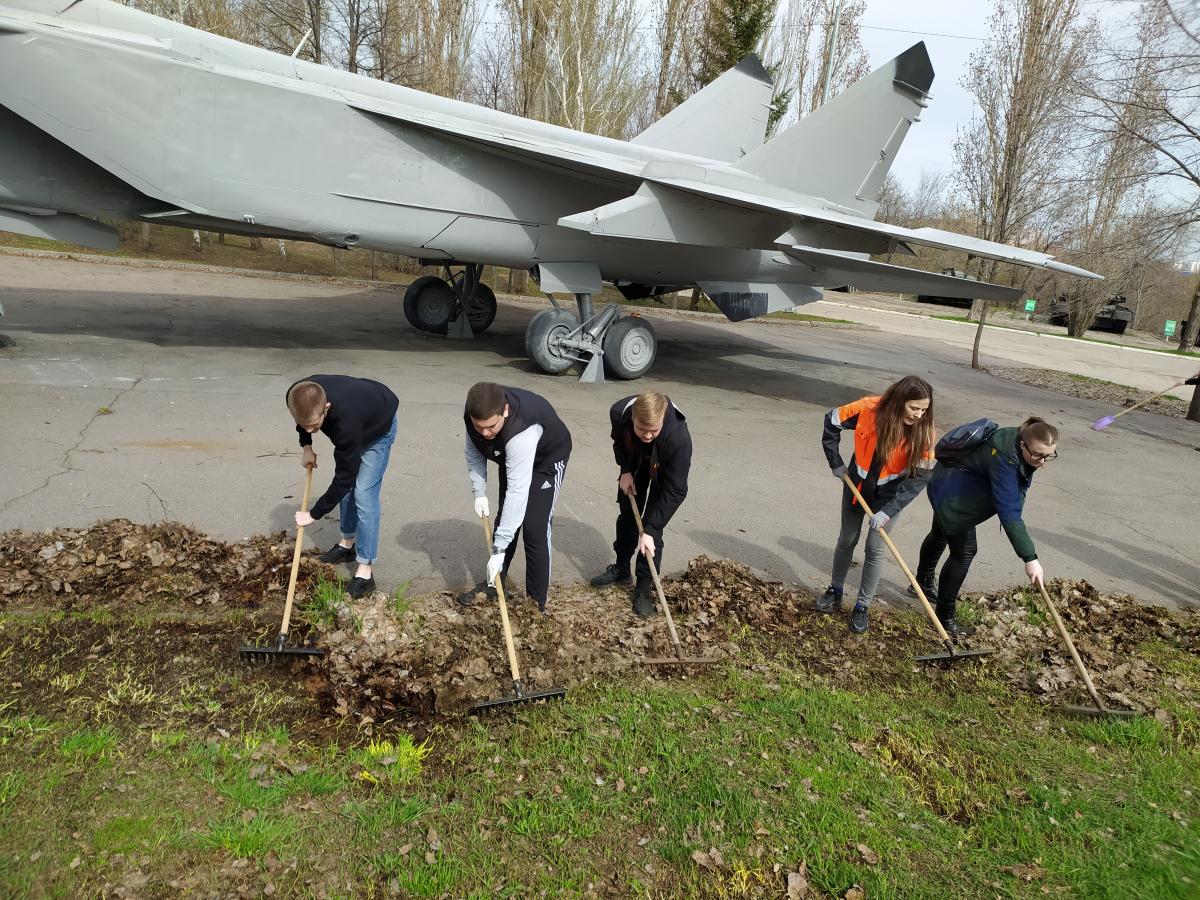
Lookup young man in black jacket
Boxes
[591,391,692,616]
[287,375,399,599]
[461,382,572,613]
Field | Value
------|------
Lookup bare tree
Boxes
[764,0,869,128]
[651,0,704,118]
[953,0,1091,367]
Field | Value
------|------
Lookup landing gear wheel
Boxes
[602,316,656,380]
[403,276,454,334]
[452,273,498,333]
[525,308,578,374]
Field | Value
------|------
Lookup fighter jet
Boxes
[0,0,1099,381]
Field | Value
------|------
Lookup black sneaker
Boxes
[319,544,356,565]
[815,585,843,613]
[850,603,869,634]
[591,564,632,587]
[632,586,656,617]
[456,580,517,606]
[346,576,375,599]
[907,575,937,600]
[456,582,496,607]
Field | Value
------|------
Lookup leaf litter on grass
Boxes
[2,523,1197,725]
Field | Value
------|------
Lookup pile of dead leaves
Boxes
[319,583,731,719]
[0,519,324,610]
[969,579,1198,715]
[666,555,807,629]
[3,521,1195,723]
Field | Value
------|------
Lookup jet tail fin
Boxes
[733,43,934,216]
[631,55,773,162]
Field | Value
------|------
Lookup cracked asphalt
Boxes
[1,253,1197,610]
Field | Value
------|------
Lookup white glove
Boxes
[1025,559,1044,586]
[638,532,656,558]
[486,551,505,586]
[474,496,489,518]
[868,511,890,532]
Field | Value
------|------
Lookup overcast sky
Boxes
[855,0,1143,189]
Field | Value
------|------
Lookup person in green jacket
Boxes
[913,417,1058,634]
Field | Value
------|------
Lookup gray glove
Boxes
[832,464,847,480]
[869,511,890,532]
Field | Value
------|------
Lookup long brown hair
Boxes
[875,375,935,475]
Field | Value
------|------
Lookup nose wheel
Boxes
[402,264,497,336]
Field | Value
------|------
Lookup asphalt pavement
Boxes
[1,254,1196,610]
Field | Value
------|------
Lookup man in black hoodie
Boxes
[591,391,692,616]
[287,375,399,599]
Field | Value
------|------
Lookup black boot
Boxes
[815,584,843,613]
[849,603,869,634]
[907,573,937,600]
[632,584,656,617]
[591,563,632,587]
[936,600,965,638]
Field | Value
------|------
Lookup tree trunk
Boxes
[370,251,378,280]
[971,301,990,370]
[249,236,262,250]
[140,222,151,253]
[689,287,701,311]
[1177,284,1200,352]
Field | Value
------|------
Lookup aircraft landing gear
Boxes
[524,292,657,382]
[402,263,497,336]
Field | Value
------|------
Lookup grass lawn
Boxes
[1,601,1196,898]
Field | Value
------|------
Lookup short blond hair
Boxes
[287,381,327,424]
[632,391,668,427]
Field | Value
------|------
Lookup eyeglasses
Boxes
[1020,441,1058,462]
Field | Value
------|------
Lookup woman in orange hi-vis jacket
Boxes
[818,376,937,634]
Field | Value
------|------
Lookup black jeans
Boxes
[613,477,664,590]
[915,515,978,621]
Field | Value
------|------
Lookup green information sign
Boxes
[1165,320,1177,337]
[1024,299,1037,312]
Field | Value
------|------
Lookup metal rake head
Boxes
[238,634,326,663]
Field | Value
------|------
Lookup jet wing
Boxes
[346,97,642,187]
[782,246,1024,302]
[642,175,1101,280]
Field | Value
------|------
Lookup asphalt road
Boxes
[1,254,1197,610]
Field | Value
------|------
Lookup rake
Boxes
[469,514,566,713]
[1034,580,1137,719]
[1091,379,1187,430]
[239,466,326,662]
[628,499,717,667]
[842,474,994,664]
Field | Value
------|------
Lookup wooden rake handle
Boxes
[481,515,522,686]
[841,474,953,646]
[1035,580,1107,712]
[628,497,684,656]
[1108,380,1188,421]
[279,465,314,639]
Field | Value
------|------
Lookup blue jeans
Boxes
[338,415,397,564]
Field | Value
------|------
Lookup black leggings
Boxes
[915,515,978,619]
